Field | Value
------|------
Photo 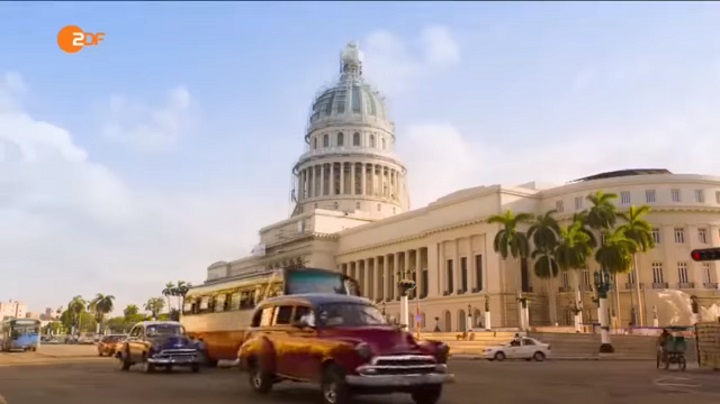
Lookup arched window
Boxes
[313,137,318,149]
[369,134,376,148]
[353,132,360,146]
[323,134,329,147]
[381,138,386,149]
[337,132,344,146]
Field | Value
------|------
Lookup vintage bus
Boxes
[1,318,41,352]
[181,266,360,365]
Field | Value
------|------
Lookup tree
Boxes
[67,296,87,332]
[144,297,165,319]
[617,205,656,326]
[88,294,115,334]
[123,304,139,318]
[488,209,532,328]
[171,281,192,321]
[555,220,595,331]
[528,210,561,322]
[162,282,176,311]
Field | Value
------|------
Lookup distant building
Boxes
[0,300,27,320]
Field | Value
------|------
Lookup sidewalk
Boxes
[450,353,653,361]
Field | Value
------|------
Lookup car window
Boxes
[146,324,185,337]
[129,326,140,337]
[274,305,293,325]
[259,307,275,327]
[316,303,386,327]
[293,306,312,322]
[523,339,535,346]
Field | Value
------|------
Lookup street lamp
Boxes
[396,269,416,331]
[381,301,386,318]
[467,304,473,332]
[484,295,492,330]
[593,270,614,353]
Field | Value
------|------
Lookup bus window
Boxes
[240,291,253,309]
[229,292,241,310]
[214,295,226,312]
[274,306,293,325]
[199,296,210,312]
[183,301,193,314]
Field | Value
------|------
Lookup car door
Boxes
[272,305,308,379]
[504,341,522,359]
[127,326,143,360]
[286,305,319,380]
[520,338,537,358]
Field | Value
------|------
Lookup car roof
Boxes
[135,321,182,327]
[259,293,371,308]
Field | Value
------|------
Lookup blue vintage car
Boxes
[116,321,201,373]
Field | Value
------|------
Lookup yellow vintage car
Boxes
[238,294,453,404]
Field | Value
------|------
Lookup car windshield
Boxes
[146,324,185,337]
[316,303,387,327]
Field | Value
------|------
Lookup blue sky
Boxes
[0,2,718,314]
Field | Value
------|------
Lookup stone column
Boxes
[468,238,476,291]
[383,254,391,300]
[330,162,335,195]
[454,239,461,294]
[395,251,403,300]
[371,164,377,196]
[364,259,372,300]
[361,164,367,196]
[339,162,345,195]
[351,163,356,195]
[320,164,326,196]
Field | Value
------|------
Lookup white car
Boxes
[481,337,551,362]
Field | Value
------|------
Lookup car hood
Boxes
[319,326,423,355]
[148,335,195,351]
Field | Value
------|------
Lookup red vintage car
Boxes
[238,294,453,404]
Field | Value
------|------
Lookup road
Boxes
[1,346,719,404]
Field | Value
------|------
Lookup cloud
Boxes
[0,74,282,313]
[361,25,460,97]
[101,86,195,152]
[401,111,720,208]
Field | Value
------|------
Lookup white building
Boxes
[200,42,720,331]
[0,300,27,320]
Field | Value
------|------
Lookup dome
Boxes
[307,42,390,129]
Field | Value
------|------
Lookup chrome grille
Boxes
[156,348,196,358]
[359,355,438,376]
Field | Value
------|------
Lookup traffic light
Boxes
[690,248,720,262]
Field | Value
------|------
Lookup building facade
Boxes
[204,43,720,331]
[0,300,27,320]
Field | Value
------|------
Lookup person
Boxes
[511,333,522,346]
[657,329,672,364]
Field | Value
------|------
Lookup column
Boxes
[320,164,326,196]
[439,242,446,294]
[375,256,383,301]
[361,163,367,196]
[454,239,461,294]
[384,254,391,300]
[364,259,372,300]
[330,162,335,195]
[340,162,345,195]
[468,238,476,291]
[351,163,356,195]
[312,166,318,197]
[301,169,307,200]
[371,164,377,196]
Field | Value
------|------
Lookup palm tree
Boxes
[123,304,139,318]
[88,294,115,334]
[162,282,176,311]
[144,297,165,320]
[175,281,191,310]
[617,205,655,326]
[488,209,533,329]
[595,228,638,276]
[67,296,86,334]
[528,210,561,323]
[555,221,595,331]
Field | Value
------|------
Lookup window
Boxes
[446,259,454,293]
[337,132,344,146]
[674,227,685,243]
[645,189,656,203]
[555,200,564,213]
[652,228,661,244]
[621,191,630,204]
[627,271,636,285]
[229,292,241,311]
[323,134,329,147]
[421,268,429,298]
[695,189,705,203]
[258,307,275,327]
[703,263,712,284]
[678,262,689,284]
[574,196,583,210]
[474,254,483,291]
[460,257,468,292]
[313,137,318,149]
[671,189,681,202]
[370,134,376,148]
[214,294,226,312]
[699,228,708,244]
[353,132,360,146]
[652,262,664,283]
[381,138,386,149]
[522,339,536,346]
[293,306,312,323]
[274,305,294,325]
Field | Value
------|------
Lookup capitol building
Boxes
[204,42,720,331]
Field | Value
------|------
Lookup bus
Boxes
[181,266,360,364]
[1,318,41,352]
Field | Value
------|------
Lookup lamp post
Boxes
[593,270,614,353]
[484,295,491,330]
[381,302,386,318]
[690,295,700,324]
[467,304,473,333]
[396,269,416,331]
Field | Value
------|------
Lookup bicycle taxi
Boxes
[656,326,690,371]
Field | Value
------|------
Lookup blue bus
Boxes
[1,318,41,352]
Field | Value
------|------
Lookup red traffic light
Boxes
[690,248,720,262]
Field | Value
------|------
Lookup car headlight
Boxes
[437,342,449,355]
[355,343,372,361]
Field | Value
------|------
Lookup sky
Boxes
[0,2,719,315]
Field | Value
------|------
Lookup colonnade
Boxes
[296,162,403,201]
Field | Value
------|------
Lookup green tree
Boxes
[144,297,165,319]
[595,227,638,286]
[162,282,176,311]
[528,210,561,322]
[617,205,656,326]
[555,220,595,329]
[88,294,115,334]
[67,296,87,333]
[123,304,139,318]
[488,209,532,328]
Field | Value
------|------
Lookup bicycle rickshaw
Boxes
[656,326,690,371]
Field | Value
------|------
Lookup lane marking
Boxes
[654,376,701,388]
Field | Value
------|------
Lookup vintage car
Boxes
[97,334,126,357]
[238,294,453,404]
[116,321,201,373]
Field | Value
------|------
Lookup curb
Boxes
[450,354,652,361]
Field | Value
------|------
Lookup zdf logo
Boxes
[57,25,105,54]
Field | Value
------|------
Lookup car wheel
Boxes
[321,364,350,404]
[411,385,442,404]
[494,352,506,361]
[533,352,546,362]
[248,359,273,394]
[142,358,155,374]
[191,364,200,373]
[118,350,131,371]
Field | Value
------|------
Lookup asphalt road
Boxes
[1,346,719,404]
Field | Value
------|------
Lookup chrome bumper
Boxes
[346,372,454,387]
[147,355,198,365]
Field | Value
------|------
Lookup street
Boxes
[1,346,719,404]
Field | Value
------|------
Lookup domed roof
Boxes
[307,42,390,128]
